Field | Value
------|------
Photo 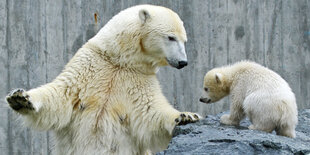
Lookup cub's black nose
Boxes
[199,97,211,104]
[177,61,188,69]
[199,98,205,103]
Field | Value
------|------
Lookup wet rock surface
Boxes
[158,110,310,155]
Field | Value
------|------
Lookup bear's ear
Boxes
[215,73,222,84]
[139,9,151,24]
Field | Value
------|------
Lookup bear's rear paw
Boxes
[175,112,202,125]
[6,89,34,112]
[276,128,296,138]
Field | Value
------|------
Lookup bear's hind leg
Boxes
[276,126,296,138]
[248,124,274,133]
[248,116,275,133]
[248,111,275,133]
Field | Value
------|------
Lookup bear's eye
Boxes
[204,87,208,92]
[168,36,176,41]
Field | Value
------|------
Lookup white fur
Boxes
[7,5,201,154]
[201,61,298,138]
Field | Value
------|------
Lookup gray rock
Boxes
[158,110,310,155]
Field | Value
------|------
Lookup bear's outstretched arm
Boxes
[135,97,201,153]
[162,107,201,134]
[151,97,202,135]
[6,82,73,130]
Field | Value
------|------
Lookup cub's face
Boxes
[200,71,229,104]
[139,8,188,69]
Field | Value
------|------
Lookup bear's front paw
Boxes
[220,114,238,126]
[175,112,202,125]
[6,89,35,112]
[248,124,256,130]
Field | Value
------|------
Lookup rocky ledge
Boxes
[158,110,310,155]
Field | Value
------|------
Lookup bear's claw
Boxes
[6,89,34,111]
[175,112,202,125]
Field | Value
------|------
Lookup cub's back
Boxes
[232,61,291,93]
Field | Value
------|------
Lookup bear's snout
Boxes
[177,61,187,69]
[199,97,211,104]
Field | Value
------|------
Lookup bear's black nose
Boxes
[199,98,211,104]
[178,61,188,69]
[199,98,205,103]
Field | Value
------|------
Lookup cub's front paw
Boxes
[175,112,202,125]
[6,89,34,112]
[220,114,238,126]
[248,124,256,130]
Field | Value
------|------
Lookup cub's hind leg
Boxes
[276,126,296,138]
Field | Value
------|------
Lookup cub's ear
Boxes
[215,73,223,84]
[139,9,151,24]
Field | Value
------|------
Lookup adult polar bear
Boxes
[6,5,201,154]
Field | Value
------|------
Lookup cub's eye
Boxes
[168,36,176,41]
[204,87,208,92]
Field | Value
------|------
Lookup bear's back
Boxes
[231,61,292,93]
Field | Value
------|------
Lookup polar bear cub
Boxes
[200,61,298,138]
